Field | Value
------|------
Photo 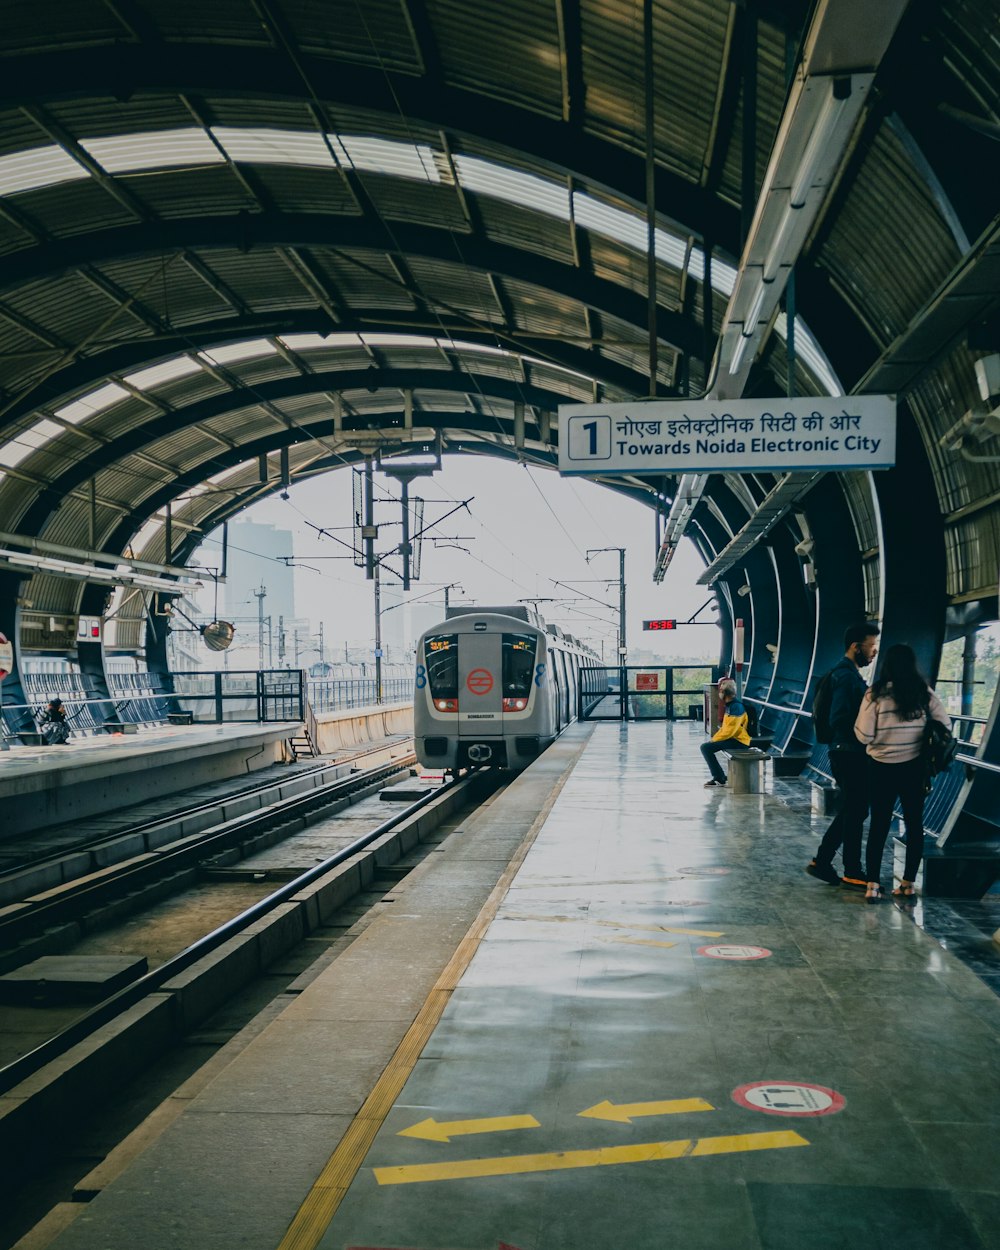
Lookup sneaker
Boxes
[805,859,841,885]
[840,875,867,891]
[703,778,726,788]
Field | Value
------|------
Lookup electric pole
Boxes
[253,584,266,671]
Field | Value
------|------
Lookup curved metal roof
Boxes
[0,0,997,634]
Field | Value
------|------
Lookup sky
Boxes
[188,455,722,667]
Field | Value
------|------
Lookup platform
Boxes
[26,722,1000,1250]
[0,722,301,836]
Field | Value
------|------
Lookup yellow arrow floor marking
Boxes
[398,1114,540,1142]
[374,1129,808,1185]
[578,1097,714,1123]
[601,936,677,949]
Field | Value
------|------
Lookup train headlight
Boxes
[434,698,459,712]
[502,697,528,712]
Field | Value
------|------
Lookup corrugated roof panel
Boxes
[9,180,138,240]
[396,257,500,319]
[1,1,121,53]
[523,362,593,402]
[340,135,441,183]
[360,176,470,232]
[47,96,198,140]
[4,274,142,353]
[198,249,324,310]
[283,0,421,70]
[714,18,793,208]
[474,200,575,266]
[120,165,258,219]
[586,233,684,306]
[823,121,964,347]
[205,407,283,441]
[0,477,41,531]
[81,128,224,174]
[213,126,337,169]
[54,383,131,425]
[0,145,89,198]
[0,215,33,259]
[429,0,562,114]
[144,0,271,45]
[98,256,234,325]
[939,0,1000,121]
[123,357,204,391]
[454,155,570,222]
[306,250,418,312]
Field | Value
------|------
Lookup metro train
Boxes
[414,606,599,771]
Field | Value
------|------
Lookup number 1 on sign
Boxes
[582,420,598,455]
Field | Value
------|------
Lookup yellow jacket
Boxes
[712,699,751,746]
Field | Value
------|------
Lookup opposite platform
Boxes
[0,722,300,834]
[30,722,1000,1250]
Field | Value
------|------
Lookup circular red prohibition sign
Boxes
[466,668,494,696]
[732,1080,846,1118]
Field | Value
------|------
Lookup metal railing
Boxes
[308,676,411,712]
[1,671,306,741]
[580,666,716,721]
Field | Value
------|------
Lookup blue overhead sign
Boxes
[558,396,896,476]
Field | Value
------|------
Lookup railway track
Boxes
[0,747,418,960]
[0,763,501,1216]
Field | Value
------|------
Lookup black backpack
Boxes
[743,700,759,737]
[921,718,957,786]
[812,671,835,744]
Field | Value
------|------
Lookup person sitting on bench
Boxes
[701,679,751,788]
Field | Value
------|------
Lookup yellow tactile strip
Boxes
[276,735,589,1250]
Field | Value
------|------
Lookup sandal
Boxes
[892,880,917,898]
[865,883,884,903]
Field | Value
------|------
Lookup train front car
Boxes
[414,608,554,772]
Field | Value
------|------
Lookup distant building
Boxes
[223,522,296,622]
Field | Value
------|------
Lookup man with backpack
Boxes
[806,622,880,887]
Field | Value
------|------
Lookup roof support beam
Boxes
[0,309,656,431]
[0,213,703,360]
[0,46,741,253]
[654,0,911,581]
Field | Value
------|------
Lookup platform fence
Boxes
[579,666,716,721]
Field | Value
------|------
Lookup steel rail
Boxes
[0,753,416,942]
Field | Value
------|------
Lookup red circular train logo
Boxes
[466,668,494,695]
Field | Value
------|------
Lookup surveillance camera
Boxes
[794,538,814,558]
[737,584,751,597]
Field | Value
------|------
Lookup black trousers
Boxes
[815,750,868,879]
[865,757,926,884]
[700,739,748,783]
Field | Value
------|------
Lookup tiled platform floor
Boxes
[323,722,1000,1250]
[36,721,1000,1250]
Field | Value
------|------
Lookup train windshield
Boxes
[502,633,537,697]
[424,634,458,698]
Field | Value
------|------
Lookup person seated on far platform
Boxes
[701,679,751,788]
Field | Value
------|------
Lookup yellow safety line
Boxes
[276,744,587,1250]
[374,1130,809,1185]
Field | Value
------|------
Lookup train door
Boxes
[457,629,502,735]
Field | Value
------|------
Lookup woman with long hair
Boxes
[854,644,951,901]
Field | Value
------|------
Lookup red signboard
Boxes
[635,672,659,691]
